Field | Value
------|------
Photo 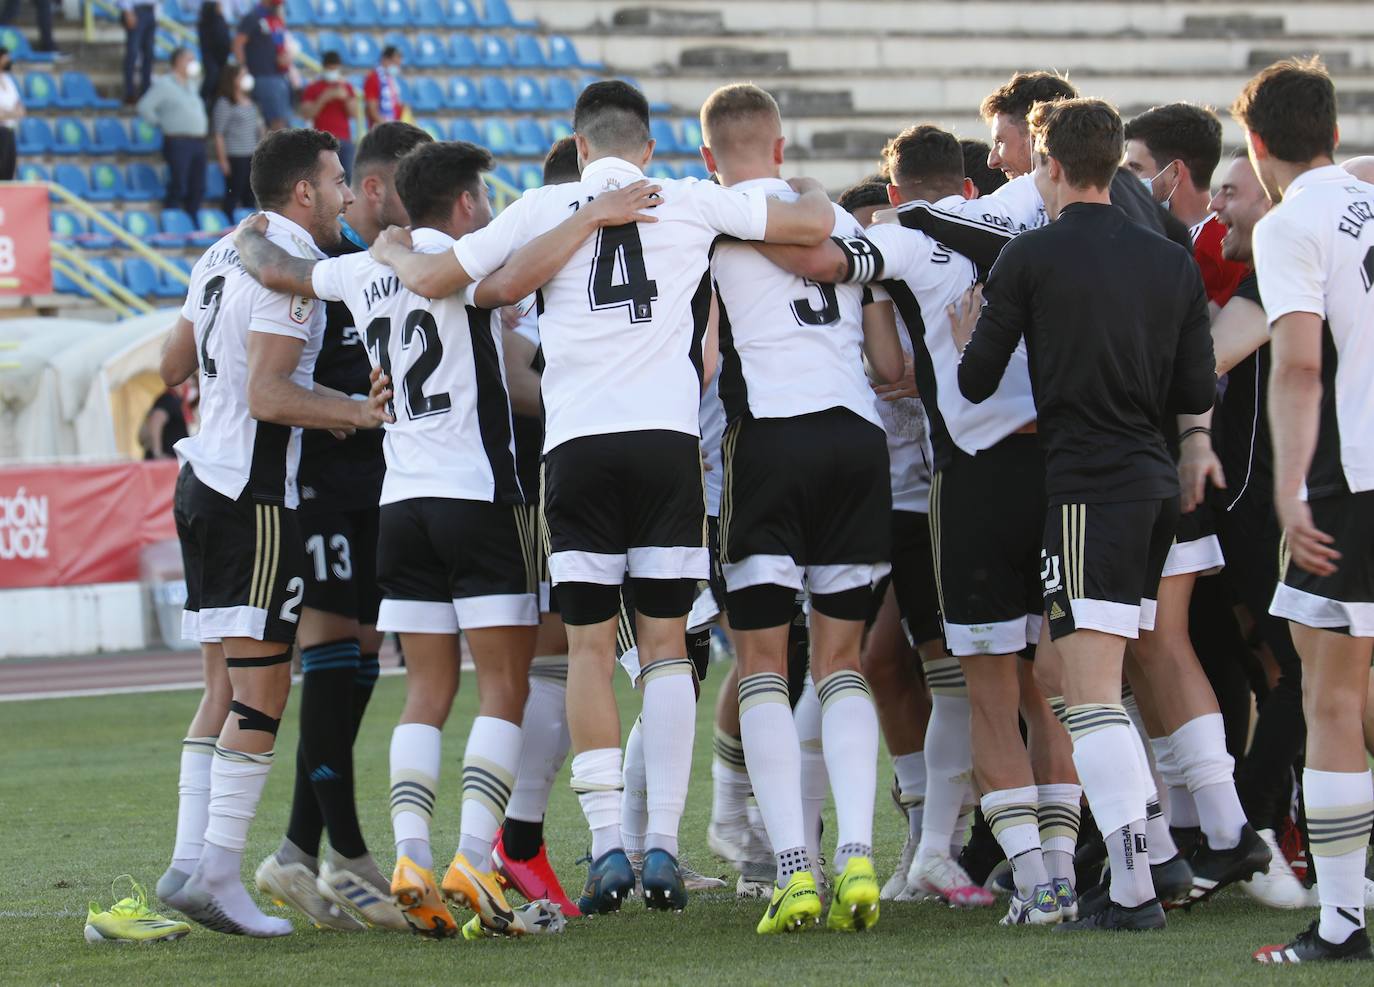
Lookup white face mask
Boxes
[323,69,341,82]
[185,59,202,77]
[240,73,255,93]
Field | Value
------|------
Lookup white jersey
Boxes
[700,364,725,517]
[1253,164,1374,497]
[311,226,522,506]
[174,212,325,509]
[453,156,770,452]
[710,180,880,427]
[870,285,933,512]
[987,173,1049,231]
[837,197,1035,466]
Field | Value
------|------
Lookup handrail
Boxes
[52,242,153,314]
[50,255,143,318]
[489,173,520,211]
[46,183,191,286]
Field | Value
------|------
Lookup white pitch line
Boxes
[0,665,411,703]
[0,909,86,918]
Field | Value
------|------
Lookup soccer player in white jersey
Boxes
[370,81,836,914]
[698,83,903,933]
[1236,57,1374,965]
[235,139,659,938]
[154,128,391,937]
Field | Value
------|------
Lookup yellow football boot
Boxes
[84,877,192,943]
[391,856,457,939]
[826,856,880,932]
[442,852,520,935]
[756,870,823,935]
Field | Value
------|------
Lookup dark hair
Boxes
[1231,56,1336,164]
[838,179,890,214]
[381,44,399,61]
[1029,97,1124,191]
[1124,103,1224,190]
[250,128,341,210]
[573,80,651,153]
[980,71,1078,124]
[394,140,494,228]
[353,120,432,178]
[543,135,580,184]
[321,50,342,68]
[883,124,964,192]
[217,61,244,101]
[960,138,1007,195]
[169,45,192,66]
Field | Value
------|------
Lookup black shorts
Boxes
[1270,490,1374,637]
[174,464,305,645]
[375,498,539,633]
[1163,501,1225,577]
[542,429,706,625]
[889,510,943,646]
[1042,497,1180,641]
[930,434,1044,656]
[721,408,891,627]
[298,503,381,625]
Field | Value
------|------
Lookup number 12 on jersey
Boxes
[588,222,658,323]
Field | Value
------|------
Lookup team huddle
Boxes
[132,56,1374,964]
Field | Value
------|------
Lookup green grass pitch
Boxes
[0,666,1350,985]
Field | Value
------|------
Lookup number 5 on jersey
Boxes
[589,222,658,323]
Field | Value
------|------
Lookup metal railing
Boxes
[47,181,192,287]
[51,243,151,317]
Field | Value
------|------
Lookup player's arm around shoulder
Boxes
[161,316,198,386]
[234,213,321,300]
[760,176,836,246]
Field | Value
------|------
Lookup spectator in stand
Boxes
[363,45,405,127]
[119,0,158,103]
[300,51,356,177]
[140,390,189,460]
[197,0,232,110]
[138,47,209,220]
[0,47,22,180]
[211,63,263,214]
[234,0,291,130]
[0,0,60,59]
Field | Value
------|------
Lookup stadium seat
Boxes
[409,76,444,112]
[648,162,677,181]
[377,0,408,25]
[193,208,231,246]
[56,70,119,109]
[122,210,159,241]
[510,74,542,111]
[649,119,680,155]
[344,32,380,67]
[92,118,130,155]
[204,162,226,201]
[50,210,84,242]
[313,0,347,25]
[413,0,442,24]
[23,71,54,108]
[548,35,599,70]
[513,35,545,69]
[128,118,162,154]
[347,0,380,25]
[89,258,122,297]
[476,35,511,68]
[446,34,477,67]
[294,32,320,61]
[414,117,443,141]
[512,118,545,156]
[445,75,477,109]
[445,0,476,26]
[680,118,704,149]
[156,208,196,246]
[479,0,535,28]
[76,211,119,249]
[681,161,709,180]
[163,0,195,24]
[545,75,575,112]
[449,118,480,144]
[477,75,511,111]
[516,163,541,190]
[155,258,193,298]
[482,118,513,154]
[123,257,160,298]
[124,163,163,201]
[0,27,52,62]
[547,119,572,142]
[16,117,51,155]
[412,32,445,67]
[314,30,347,61]
[54,163,88,198]
[88,163,126,202]
[490,163,517,190]
[232,207,255,223]
[52,118,90,154]
[52,266,81,295]
[380,32,415,64]
[17,161,48,183]
[285,0,313,25]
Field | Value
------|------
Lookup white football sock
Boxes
[171,736,216,870]
[571,747,623,860]
[893,751,927,841]
[710,727,751,832]
[1149,735,1198,829]
[739,672,808,871]
[918,689,972,863]
[1037,782,1082,887]
[458,715,521,873]
[390,722,441,870]
[640,658,697,857]
[794,673,827,862]
[199,746,274,879]
[818,670,878,862]
[1170,713,1245,850]
[1067,705,1151,906]
[621,715,648,856]
[1125,720,1178,863]
[506,666,569,824]
[1305,768,1374,945]
[983,786,1048,896]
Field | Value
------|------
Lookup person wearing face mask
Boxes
[138,47,210,221]
[234,0,291,130]
[0,48,23,181]
[363,46,406,128]
[301,51,356,178]
[212,63,264,214]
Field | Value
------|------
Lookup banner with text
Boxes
[0,184,52,296]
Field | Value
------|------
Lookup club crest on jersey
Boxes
[290,294,315,324]
[601,177,623,191]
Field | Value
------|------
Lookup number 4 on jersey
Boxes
[589,222,658,323]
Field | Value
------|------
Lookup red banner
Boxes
[0,460,179,588]
[0,184,52,296]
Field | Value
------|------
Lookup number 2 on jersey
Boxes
[198,275,225,377]
[589,223,658,323]
[363,311,451,420]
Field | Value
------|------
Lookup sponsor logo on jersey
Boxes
[290,294,315,324]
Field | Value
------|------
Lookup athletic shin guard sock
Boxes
[458,716,521,873]
[390,723,441,870]
[893,751,927,840]
[983,786,1048,896]
[739,672,807,857]
[171,735,217,871]
[641,659,697,858]
[1171,713,1245,850]
[571,748,624,860]
[1067,705,1151,906]
[818,670,879,858]
[507,665,570,831]
[1150,735,1198,829]
[200,746,275,881]
[1305,768,1374,945]
[296,639,366,858]
[795,674,827,860]
[711,727,751,831]
[1038,783,1082,886]
[621,716,648,856]
[919,689,972,861]
[1124,719,1179,863]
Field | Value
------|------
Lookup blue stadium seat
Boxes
[445,75,477,109]
[347,0,380,25]
[446,34,477,67]
[88,163,127,201]
[449,118,480,144]
[377,0,409,25]
[23,71,54,108]
[681,161,709,180]
[50,210,85,241]
[123,257,160,297]
[52,266,82,295]
[76,211,119,249]
[344,32,380,67]
[516,163,542,190]
[92,117,129,154]
[545,75,575,112]
[414,117,443,141]
[313,0,347,25]
[54,164,88,198]
[476,35,510,68]
[193,208,231,246]
[156,208,196,246]
[409,76,444,111]
[205,162,226,201]
[128,117,162,153]
[314,30,347,61]
[52,117,91,154]
[90,258,122,297]
[510,74,543,111]
[548,35,599,69]
[513,35,545,69]
[294,33,320,61]
[124,163,163,201]
[649,119,680,154]
[512,117,545,156]
[0,26,53,62]
[232,207,255,223]
[547,119,572,142]
[56,70,119,109]
[16,117,51,155]
[412,32,445,67]
[381,32,415,64]
[445,0,476,26]
[680,118,703,149]
[155,259,193,298]
[489,163,517,190]
[17,162,51,188]
[479,0,535,28]
[647,162,677,181]
[164,0,196,24]
[413,0,442,25]
[482,118,513,154]
[286,0,313,24]
[477,75,510,111]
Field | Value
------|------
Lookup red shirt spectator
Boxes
[301,73,354,141]
[364,46,406,125]
[1191,214,1248,307]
